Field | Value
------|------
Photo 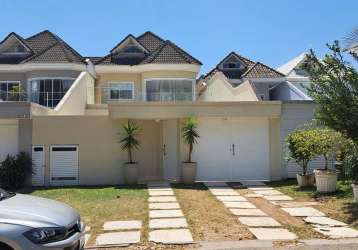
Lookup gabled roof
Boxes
[110,34,148,54]
[242,62,284,78]
[0,32,33,53]
[203,52,283,81]
[94,31,202,66]
[276,52,308,75]
[0,30,85,64]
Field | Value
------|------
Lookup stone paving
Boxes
[204,181,297,240]
[147,182,194,244]
[259,184,358,239]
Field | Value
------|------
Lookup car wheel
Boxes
[0,242,13,250]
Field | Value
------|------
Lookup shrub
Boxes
[0,152,33,189]
[286,128,320,175]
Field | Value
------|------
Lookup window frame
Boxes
[0,81,21,101]
[28,77,75,107]
[107,81,135,101]
[143,78,196,102]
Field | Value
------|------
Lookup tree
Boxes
[301,41,358,144]
[182,117,199,163]
[286,128,320,175]
[119,120,140,164]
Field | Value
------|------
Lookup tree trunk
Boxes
[128,147,133,163]
[188,143,193,163]
[324,155,328,170]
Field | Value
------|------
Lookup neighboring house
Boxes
[0,31,325,186]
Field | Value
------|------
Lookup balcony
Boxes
[97,87,195,104]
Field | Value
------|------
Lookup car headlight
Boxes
[23,227,67,244]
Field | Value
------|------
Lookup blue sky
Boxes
[1,0,357,74]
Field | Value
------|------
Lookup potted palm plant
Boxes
[119,120,140,185]
[286,128,317,187]
[181,117,199,184]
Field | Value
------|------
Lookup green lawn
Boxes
[266,180,358,229]
[18,186,148,245]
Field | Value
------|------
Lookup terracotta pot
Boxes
[123,163,139,185]
[352,183,358,203]
[314,169,337,193]
[182,162,197,184]
[296,173,315,187]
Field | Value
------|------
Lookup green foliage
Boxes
[286,128,320,175]
[118,120,140,164]
[0,152,33,189]
[301,41,358,144]
[182,117,199,163]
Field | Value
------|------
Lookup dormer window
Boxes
[121,43,143,53]
[223,62,240,69]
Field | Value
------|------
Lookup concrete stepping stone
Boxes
[264,195,293,201]
[223,201,256,209]
[210,190,239,196]
[149,196,177,202]
[149,218,188,229]
[149,202,180,210]
[239,217,281,227]
[245,193,264,198]
[208,187,232,191]
[230,208,267,216]
[314,227,358,238]
[216,196,247,202]
[253,190,283,196]
[304,217,347,227]
[277,201,319,208]
[96,231,140,246]
[149,190,174,196]
[103,220,142,231]
[282,207,325,217]
[248,187,274,191]
[204,182,228,187]
[249,228,297,240]
[240,180,266,187]
[149,229,194,244]
[85,226,91,232]
[149,209,183,218]
[148,187,172,191]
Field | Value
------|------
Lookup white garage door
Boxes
[0,120,18,161]
[50,145,79,186]
[193,117,270,181]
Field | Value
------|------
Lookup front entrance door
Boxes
[32,146,45,186]
[162,119,178,180]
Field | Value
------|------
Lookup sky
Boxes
[0,0,357,74]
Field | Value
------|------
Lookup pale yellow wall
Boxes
[95,71,197,103]
[32,116,160,185]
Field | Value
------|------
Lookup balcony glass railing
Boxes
[96,87,195,104]
[0,91,68,108]
[0,90,27,102]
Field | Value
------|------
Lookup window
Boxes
[3,44,26,53]
[145,79,194,102]
[30,78,74,108]
[223,62,240,69]
[0,81,21,101]
[108,82,134,100]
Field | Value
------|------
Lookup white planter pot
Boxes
[352,184,358,203]
[182,162,197,184]
[296,173,315,187]
[314,170,337,193]
[123,163,139,185]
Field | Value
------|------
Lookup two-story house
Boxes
[0,30,322,186]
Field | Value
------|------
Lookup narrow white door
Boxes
[162,120,178,180]
[50,145,79,186]
[32,146,45,186]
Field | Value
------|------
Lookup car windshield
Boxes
[0,189,15,201]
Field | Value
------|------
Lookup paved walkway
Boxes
[147,182,194,244]
[204,181,297,240]
[245,181,358,239]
